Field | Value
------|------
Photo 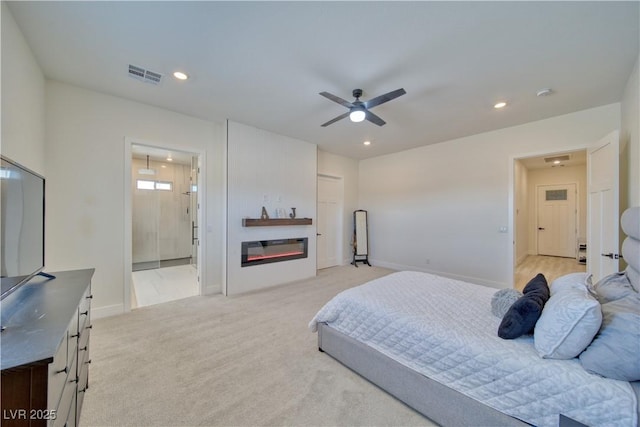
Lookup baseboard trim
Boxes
[370,259,508,289]
[93,303,124,319]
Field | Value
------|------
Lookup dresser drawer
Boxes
[52,355,77,427]
[47,321,72,410]
[78,288,92,333]
[76,354,89,422]
[67,309,79,368]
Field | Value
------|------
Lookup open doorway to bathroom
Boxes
[130,143,200,308]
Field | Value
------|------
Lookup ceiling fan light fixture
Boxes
[350,108,366,123]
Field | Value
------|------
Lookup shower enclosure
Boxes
[131,149,198,271]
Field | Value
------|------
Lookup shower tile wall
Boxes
[132,158,191,264]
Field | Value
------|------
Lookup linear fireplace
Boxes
[241,238,308,267]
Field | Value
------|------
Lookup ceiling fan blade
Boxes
[365,110,386,126]
[364,88,406,109]
[321,111,350,127]
[319,92,354,109]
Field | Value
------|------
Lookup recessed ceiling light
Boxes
[173,71,188,81]
[363,141,371,146]
[494,101,507,109]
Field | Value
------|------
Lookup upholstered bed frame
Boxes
[317,206,639,427]
[317,323,532,426]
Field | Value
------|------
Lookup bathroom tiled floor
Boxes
[131,264,198,308]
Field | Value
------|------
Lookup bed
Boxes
[310,207,640,427]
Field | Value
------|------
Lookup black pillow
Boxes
[498,273,550,339]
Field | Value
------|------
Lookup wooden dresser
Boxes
[1,269,95,427]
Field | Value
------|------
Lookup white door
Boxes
[317,176,342,269]
[587,131,620,282]
[537,184,577,258]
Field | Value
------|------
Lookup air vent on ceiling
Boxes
[544,155,571,163]
[128,64,163,85]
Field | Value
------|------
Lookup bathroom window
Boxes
[137,180,173,191]
[137,180,155,190]
[155,181,172,191]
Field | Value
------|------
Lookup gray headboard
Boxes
[621,206,640,292]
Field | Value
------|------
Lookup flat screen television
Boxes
[0,156,46,300]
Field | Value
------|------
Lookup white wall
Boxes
[226,121,317,295]
[621,56,639,207]
[45,81,225,317]
[526,164,587,255]
[359,104,620,288]
[317,150,359,264]
[1,3,45,174]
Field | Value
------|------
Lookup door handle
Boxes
[538,227,545,231]
[192,222,198,245]
[317,233,322,236]
[601,253,622,259]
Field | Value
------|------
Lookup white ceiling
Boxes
[7,1,639,160]
[132,144,193,165]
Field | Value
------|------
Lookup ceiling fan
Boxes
[319,88,406,127]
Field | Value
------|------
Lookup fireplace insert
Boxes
[241,238,308,267]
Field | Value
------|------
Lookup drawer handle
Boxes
[80,346,88,352]
[70,376,79,384]
[79,387,87,393]
[85,359,92,365]
[80,310,89,316]
[71,332,80,339]
[86,294,93,299]
[56,366,68,374]
[86,324,93,330]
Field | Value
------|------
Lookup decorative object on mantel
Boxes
[242,218,312,227]
[261,206,269,220]
[289,207,297,219]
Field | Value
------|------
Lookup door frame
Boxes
[509,144,588,286]
[534,182,578,257]
[124,137,207,312]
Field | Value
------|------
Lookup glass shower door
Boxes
[132,154,161,271]
[190,155,199,270]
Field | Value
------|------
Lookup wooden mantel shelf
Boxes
[242,218,313,227]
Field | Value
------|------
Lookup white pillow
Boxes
[550,272,590,294]
[534,282,602,359]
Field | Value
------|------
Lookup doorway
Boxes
[129,143,201,308]
[513,150,587,287]
[317,175,344,269]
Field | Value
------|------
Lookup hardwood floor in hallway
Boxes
[515,255,586,291]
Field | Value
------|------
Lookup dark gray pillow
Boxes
[579,293,640,381]
[498,273,550,339]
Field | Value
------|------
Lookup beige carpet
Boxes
[80,265,436,427]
